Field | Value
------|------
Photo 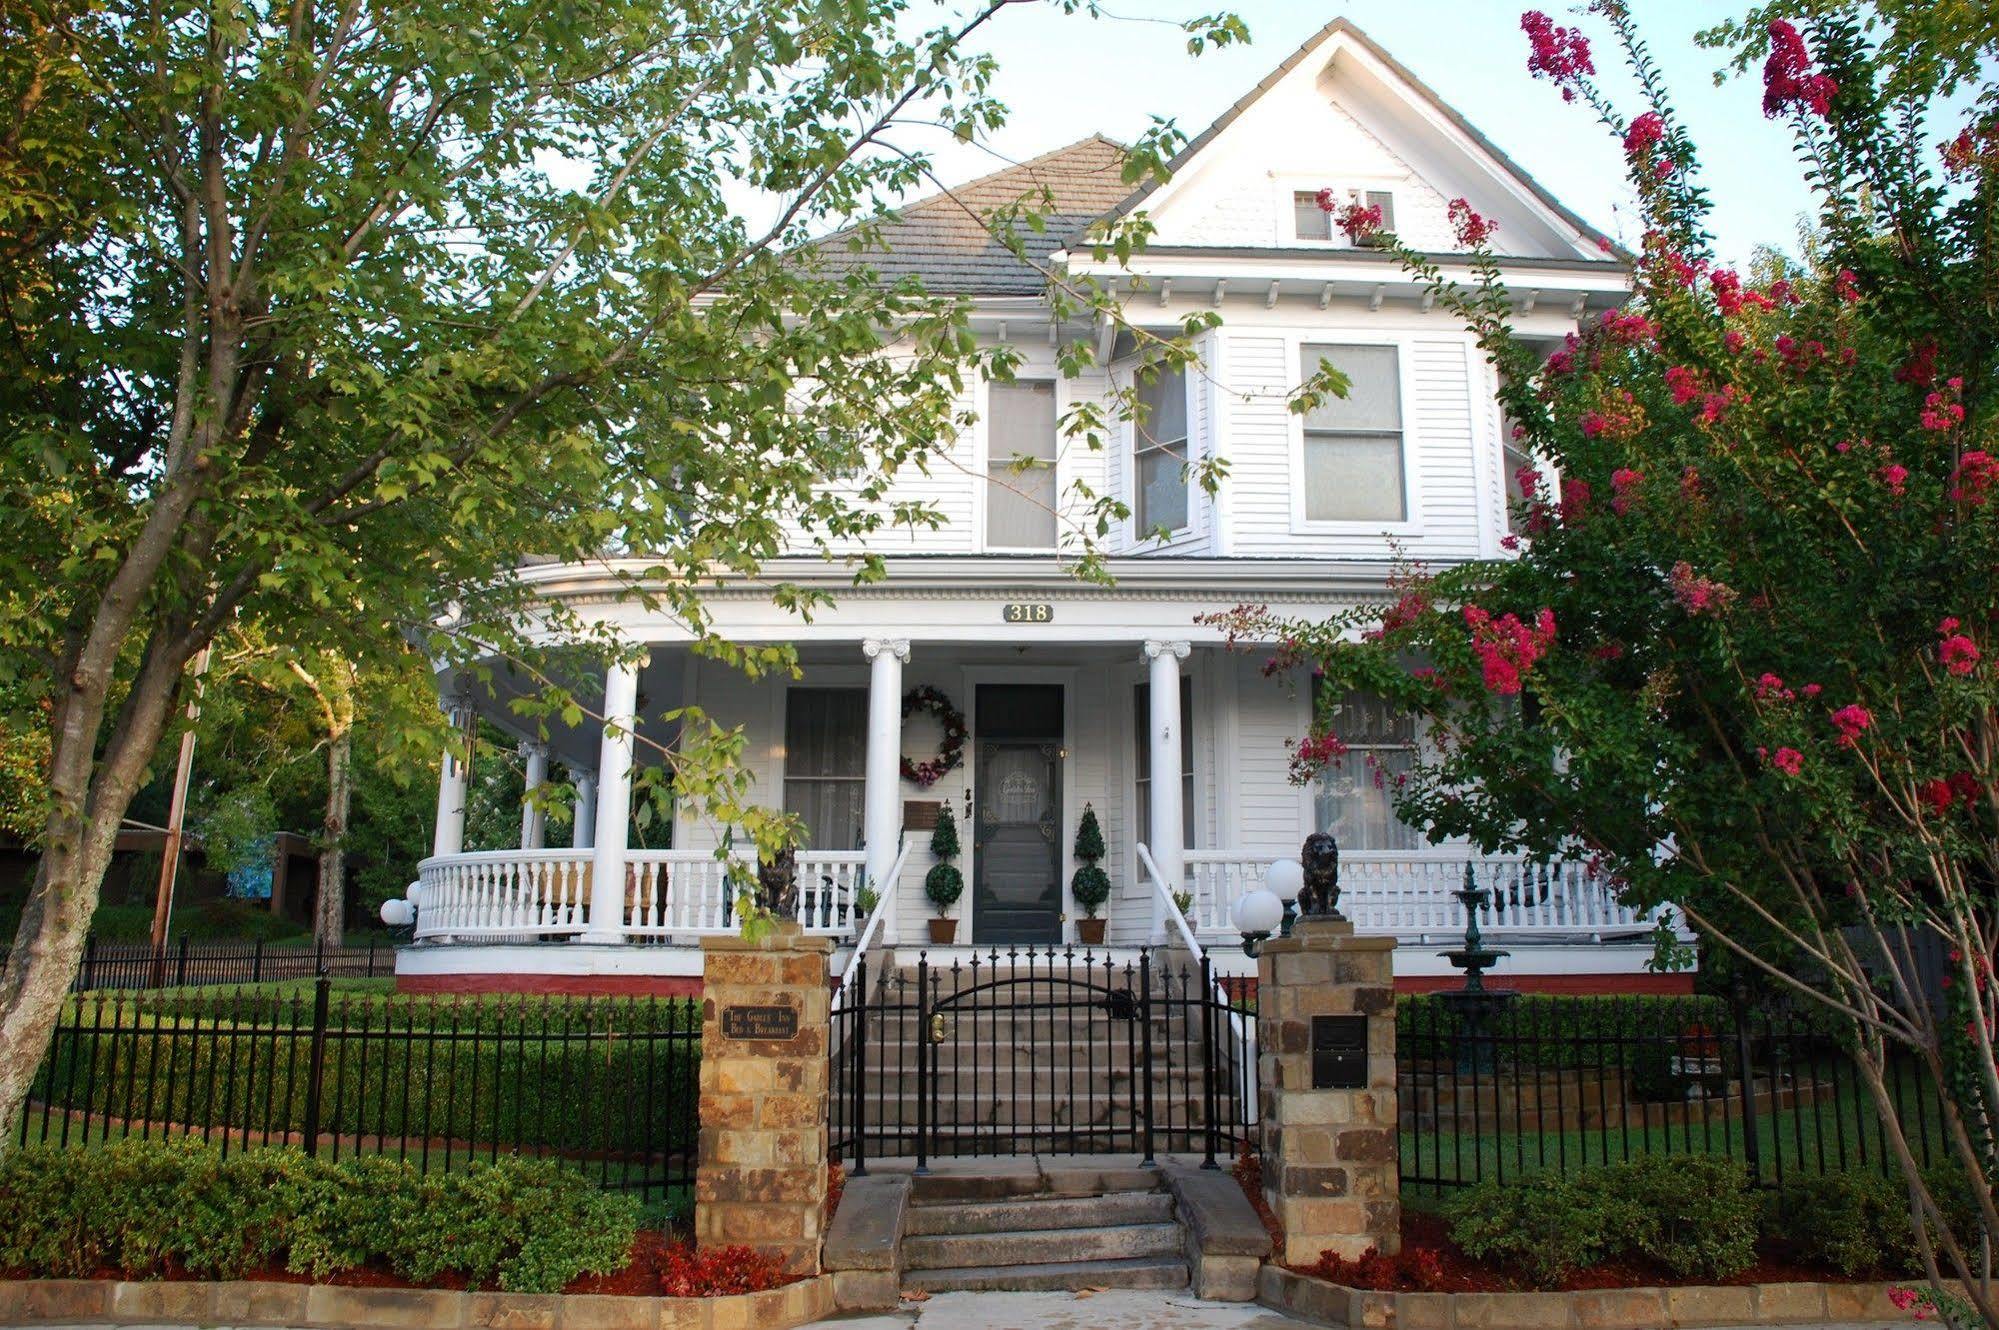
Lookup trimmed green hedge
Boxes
[0,1138,636,1292]
[1447,1155,1760,1287]
[36,1006,698,1154]
[1764,1164,1982,1276]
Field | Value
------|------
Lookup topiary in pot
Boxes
[1071,804,1111,947]
[925,804,963,943]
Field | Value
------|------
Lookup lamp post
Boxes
[1231,887,1284,958]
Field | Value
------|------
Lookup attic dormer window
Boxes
[1293,188,1396,246]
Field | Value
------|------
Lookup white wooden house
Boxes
[395,19,1686,995]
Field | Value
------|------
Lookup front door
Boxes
[972,685,1063,944]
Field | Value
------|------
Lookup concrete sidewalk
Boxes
[805,1287,1314,1329]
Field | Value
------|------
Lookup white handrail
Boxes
[1139,841,1257,1119]
[833,835,912,1013]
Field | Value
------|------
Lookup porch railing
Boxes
[413,847,866,941]
[1182,850,1662,943]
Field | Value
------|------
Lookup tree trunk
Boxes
[315,727,351,949]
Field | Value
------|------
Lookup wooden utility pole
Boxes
[149,647,213,952]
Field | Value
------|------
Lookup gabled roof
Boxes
[813,135,1132,296]
[1074,17,1611,257]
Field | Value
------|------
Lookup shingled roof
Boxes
[813,135,1131,296]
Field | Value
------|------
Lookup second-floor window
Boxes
[1300,342,1406,523]
[1134,364,1189,534]
[783,688,866,850]
[986,380,1058,549]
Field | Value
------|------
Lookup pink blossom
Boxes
[1623,112,1666,159]
[1522,11,1594,101]
[1322,193,1386,243]
[1447,197,1497,248]
[1921,378,1966,432]
[1598,310,1655,347]
[1830,704,1874,746]
[1610,468,1642,515]
[1770,747,1805,776]
[1801,682,1822,698]
[1560,477,1593,521]
[1499,533,1521,551]
[1754,672,1794,702]
[1939,618,1981,675]
[1463,604,1558,696]
[1834,268,1860,302]
[1669,562,1736,616]
[1952,451,1999,504]
[1763,20,1838,118]
[1878,462,1909,496]
[1665,365,1703,405]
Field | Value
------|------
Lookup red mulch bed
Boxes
[8,1234,799,1300]
[1289,1210,1890,1295]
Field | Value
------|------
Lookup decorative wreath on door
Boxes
[901,684,968,787]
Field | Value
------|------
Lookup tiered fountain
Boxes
[1435,861,1518,1074]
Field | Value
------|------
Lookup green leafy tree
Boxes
[0,0,1245,1148]
[1218,5,1998,1318]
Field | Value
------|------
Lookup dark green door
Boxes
[971,685,1064,945]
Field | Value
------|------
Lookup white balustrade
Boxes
[1182,851,1661,944]
[413,850,593,940]
[415,847,867,942]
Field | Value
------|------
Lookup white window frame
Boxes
[1285,330,1426,536]
[978,371,1063,554]
[1271,175,1405,249]
[1307,684,1425,855]
[1118,353,1201,547]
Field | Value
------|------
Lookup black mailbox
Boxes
[1311,1015,1369,1089]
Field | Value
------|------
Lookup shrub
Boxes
[1606,1155,1758,1281]
[1070,864,1110,917]
[1447,1156,1757,1288]
[0,1140,636,1293]
[1767,1170,1911,1276]
[1446,1173,1621,1288]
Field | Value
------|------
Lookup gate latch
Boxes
[1099,990,1139,1022]
[929,1013,950,1044]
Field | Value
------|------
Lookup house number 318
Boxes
[1002,602,1053,623]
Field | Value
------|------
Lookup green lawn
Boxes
[1400,1063,1950,1199]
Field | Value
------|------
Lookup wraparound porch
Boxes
[395,626,1682,991]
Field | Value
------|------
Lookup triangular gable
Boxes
[1077,18,1613,262]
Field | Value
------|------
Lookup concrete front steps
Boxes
[900,1182,1186,1293]
[820,1157,1274,1312]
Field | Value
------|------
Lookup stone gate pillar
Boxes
[696,922,833,1277]
[1257,915,1399,1264]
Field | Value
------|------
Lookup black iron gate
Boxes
[831,947,1255,1172]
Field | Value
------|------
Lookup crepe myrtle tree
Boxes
[1209,5,1999,1320]
[0,0,1245,1149]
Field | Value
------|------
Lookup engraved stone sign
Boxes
[720,1004,799,1042]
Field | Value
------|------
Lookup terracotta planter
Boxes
[1076,917,1107,947]
[928,918,958,944]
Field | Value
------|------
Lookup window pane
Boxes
[783,688,866,850]
[1134,681,1195,849]
[1305,433,1405,521]
[1314,748,1419,852]
[1366,190,1396,234]
[1137,446,1188,532]
[1293,191,1331,241]
[1135,365,1187,447]
[1311,688,1419,852]
[1300,344,1401,432]
[987,462,1058,548]
[989,381,1057,462]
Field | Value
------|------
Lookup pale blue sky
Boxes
[903,0,1831,267]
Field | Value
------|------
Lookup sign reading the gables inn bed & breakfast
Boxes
[721,1004,799,1041]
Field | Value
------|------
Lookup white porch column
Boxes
[862,638,910,942]
[1144,640,1190,942]
[430,692,475,858]
[571,772,597,850]
[583,659,642,944]
[519,741,550,849]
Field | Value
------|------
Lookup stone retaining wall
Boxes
[1258,1265,1923,1328]
[0,1277,835,1330]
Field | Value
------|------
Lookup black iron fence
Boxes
[1,937,392,991]
[20,979,700,1199]
[831,947,1255,1172]
[1398,993,1950,1193]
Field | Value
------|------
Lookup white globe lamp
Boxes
[1266,858,1304,905]
[1232,887,1285,957]
[379,898,415,928]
